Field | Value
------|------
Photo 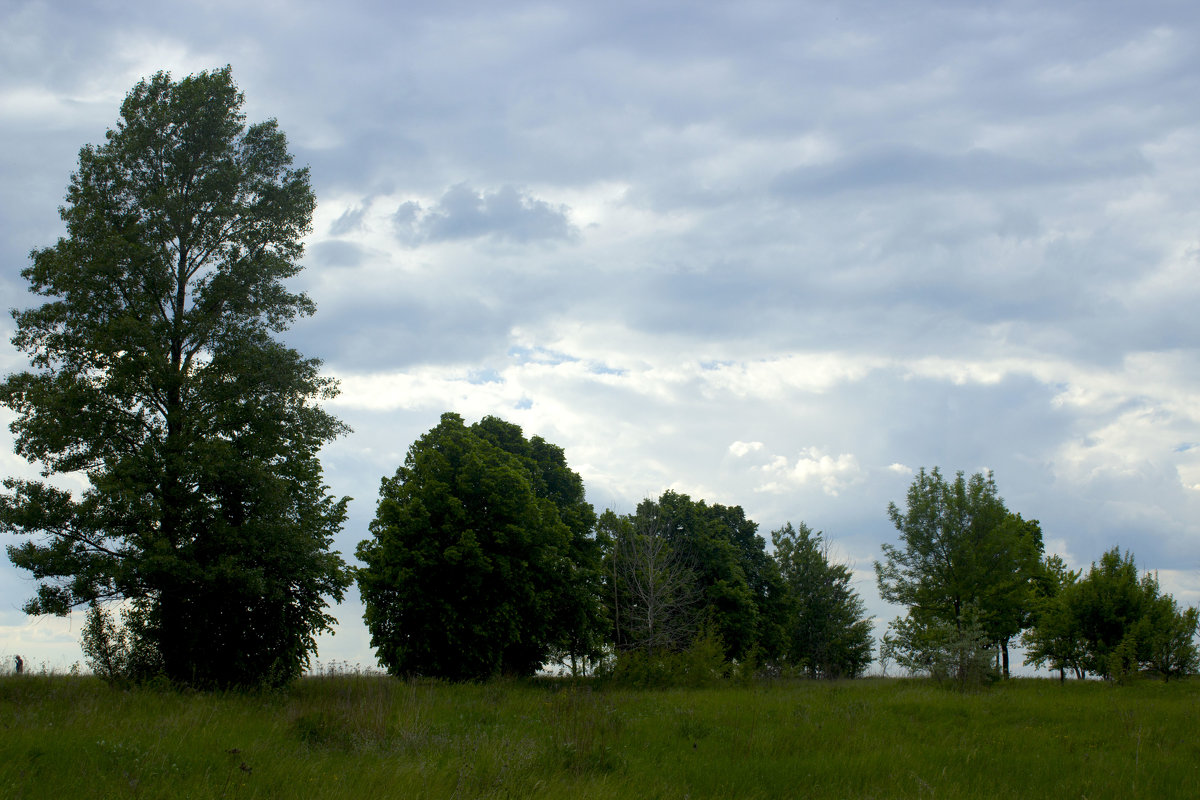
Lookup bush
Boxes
[882,608,997,690]
[602,623,732,688]
[80,602,164,686]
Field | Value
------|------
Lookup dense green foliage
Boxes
[360,441,1195,683]
[1024,548,1199,681]
[0,68,350,688]
[470,416,607,673]
[361,426,879,681]
[771,522,873,678]
[4,674,1200,799]
[1021,554,1087,679]
[876,468,1044,678]
[604,492,787,665]
[881,605,998,688]
[357,413,604,680]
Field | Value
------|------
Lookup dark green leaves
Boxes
[773,522,873,678]
[357,413,603,680]
[876,468,1044,677]
[1,67,348,689]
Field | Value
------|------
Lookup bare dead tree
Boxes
[613,509,702,655]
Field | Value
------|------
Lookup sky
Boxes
[2,0,1199,674]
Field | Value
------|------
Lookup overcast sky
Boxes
[2,0,1199,674]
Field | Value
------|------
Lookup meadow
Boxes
[2,673,1197,799]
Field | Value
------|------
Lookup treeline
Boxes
[356,413,873,683]
[357,417,1200,684]
[1,68,1195,690]
[875,468,1198,686]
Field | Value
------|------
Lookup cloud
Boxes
[772,145,1151,197]
[329,205,367,236]
[5,0,1200,674]
[392,184,579,245]
[307,239,368,269]
[729,440,764,458]
[756,448,863,497]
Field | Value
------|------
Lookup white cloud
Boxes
[729,440,764,458]
[756,447,862,497]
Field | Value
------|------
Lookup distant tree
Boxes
[80,602,131,683]
[1139,591,1199,681]
[356,413,603,680]
[1070,548,1146,679]
[0,67,350,688]
[603,506,702,656]
[631,491,786,663]
[1021,555,1086,680]
[875,468,1043,677]
[771,522,873,678]
[1064,548,1198,681]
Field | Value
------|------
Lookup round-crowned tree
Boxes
[357,413,603,679]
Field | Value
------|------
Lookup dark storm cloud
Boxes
[393,184,579,245]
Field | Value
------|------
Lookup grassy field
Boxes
[2,673,1198,799]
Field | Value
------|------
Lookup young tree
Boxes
[1139,592,1199,681]
[771,522,873,678]
[1021,555,1086,680]
[875,468,1043,677]
[356,413,603,680]
[0,68,351,687]
[881,606,996,688]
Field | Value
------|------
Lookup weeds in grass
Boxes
[546,685,623,774]
[218,747,253,799]
[2,675,1199,798]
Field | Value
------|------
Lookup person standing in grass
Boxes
[13,655,22,675]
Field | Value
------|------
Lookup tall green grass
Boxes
[2,674,1197,798]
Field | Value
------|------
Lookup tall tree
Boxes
[0,68,351,688]
[356,413,603,680]
[471,415,605,674]
[772,522,873,678]
[630,491,785,663]
[875,468,1043,677]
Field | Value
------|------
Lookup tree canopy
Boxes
[1024,548,1199,681]
[0,67,350,688]
[772,522,873,678]
[604,491,786,664]
[356,413,604,680]
[876,468,1044,677]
